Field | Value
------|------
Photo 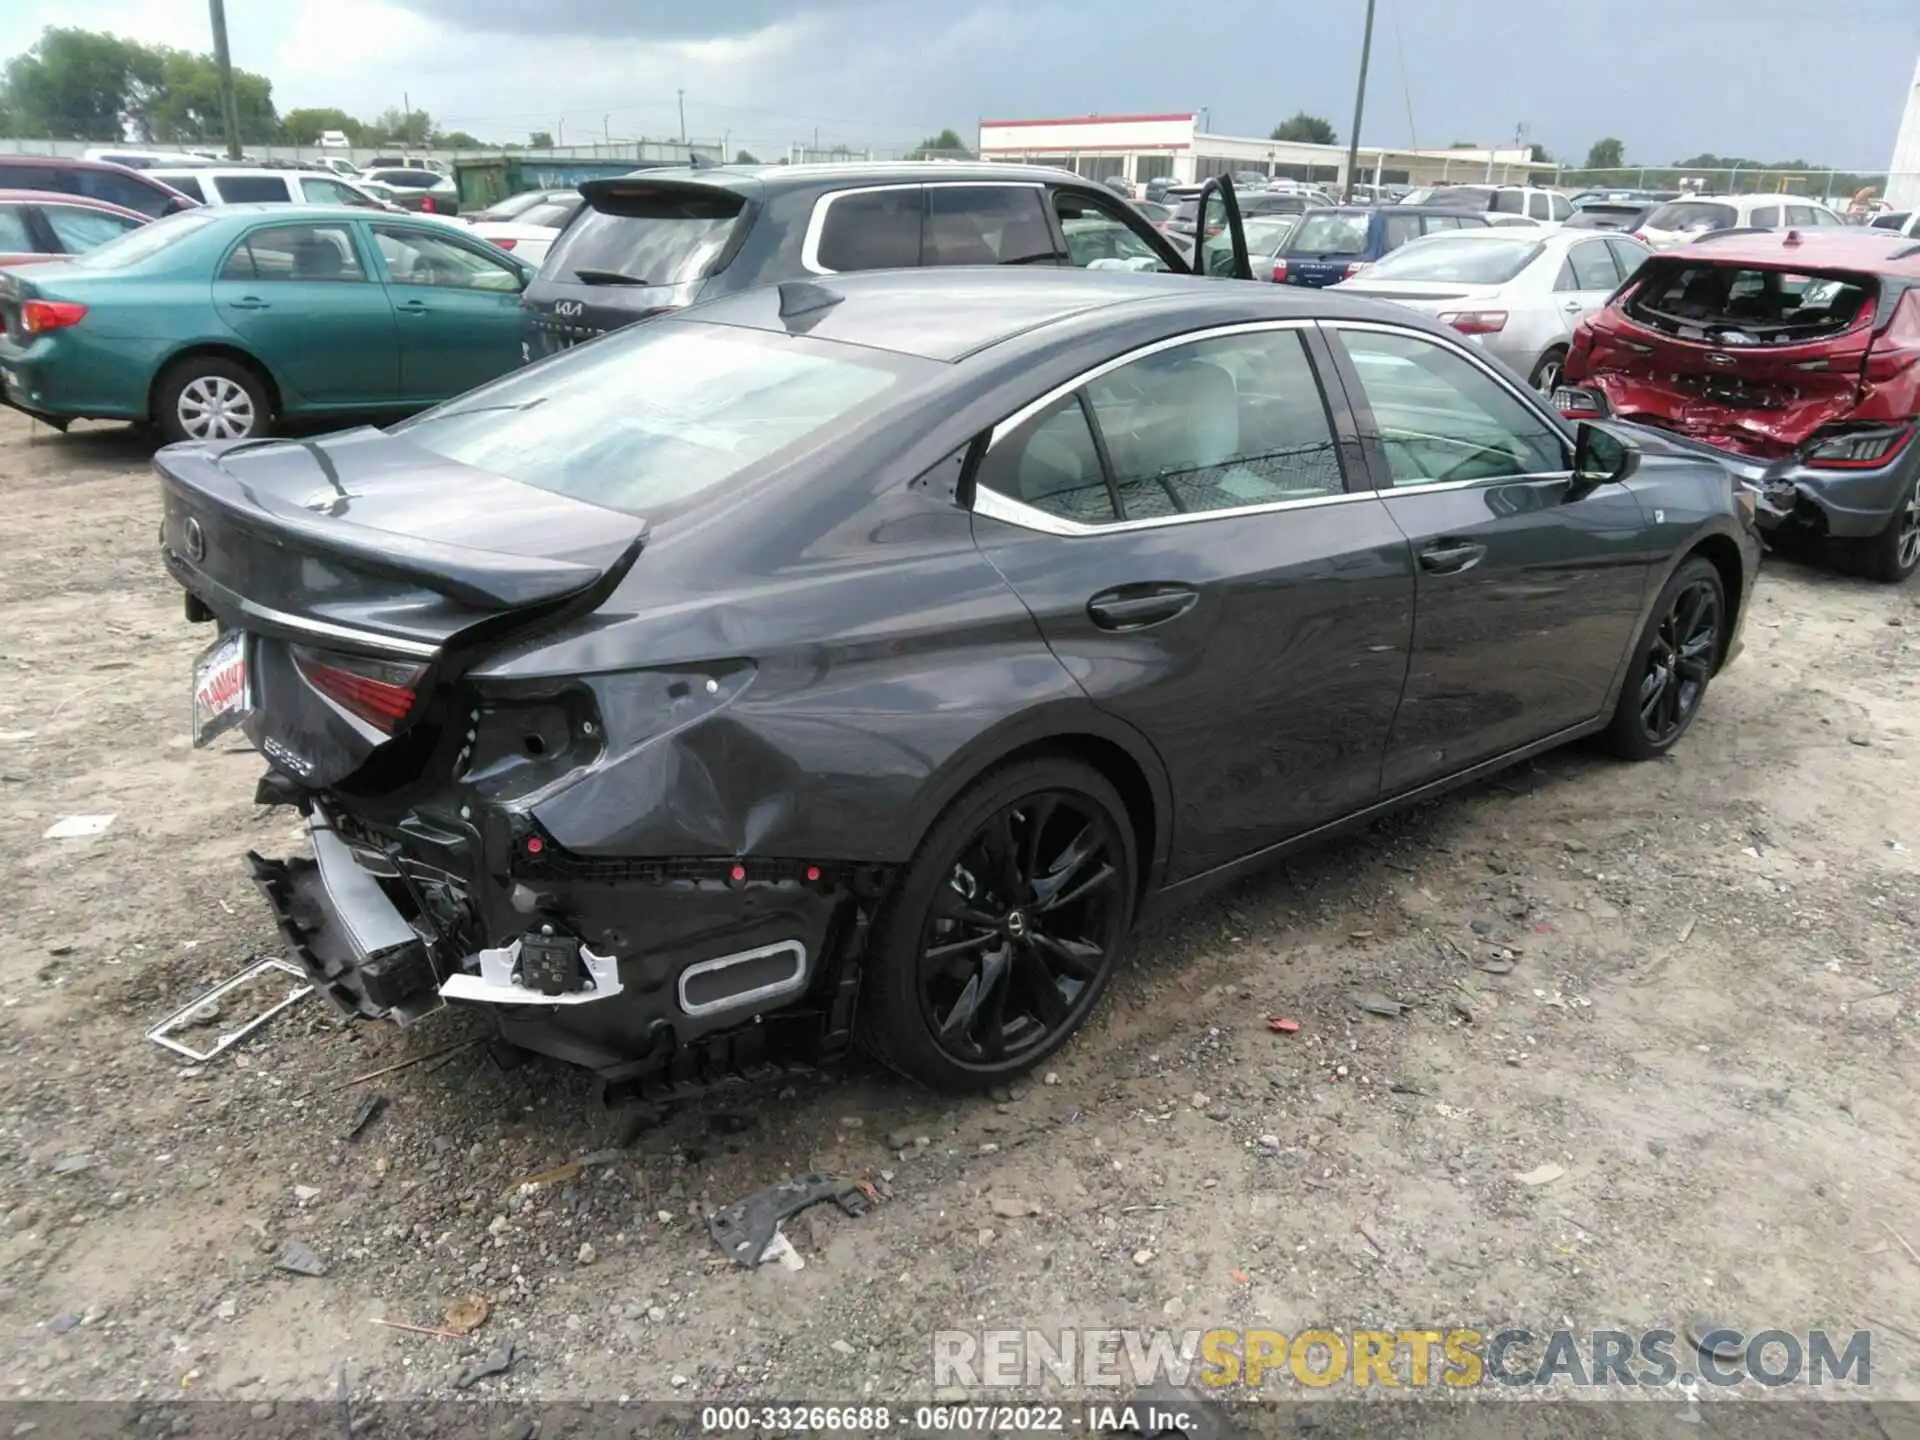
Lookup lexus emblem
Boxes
[554,300,584,318]
[183,516,206,563]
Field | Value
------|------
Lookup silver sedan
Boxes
[1333,227,1653,392]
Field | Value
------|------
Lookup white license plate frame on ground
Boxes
[191,629,251,747]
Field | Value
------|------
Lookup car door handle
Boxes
[1417,540,1488,575]
[1563,300,1586,313]
[227,296,270,310]
[397,299,430,314]
[1087,584,1200,631]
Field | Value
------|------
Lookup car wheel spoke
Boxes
[926,930,997,964]
[1030,930,1102,980]
[1043,862,1117,913]
[1016,946,1071,1027]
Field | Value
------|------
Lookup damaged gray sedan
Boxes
[159,267,1757,1096]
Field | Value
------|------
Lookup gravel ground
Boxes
[1,410,1917,1427]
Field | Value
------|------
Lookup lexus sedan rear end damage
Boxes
[161,269,1757,1096]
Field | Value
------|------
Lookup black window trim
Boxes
[971,317,1369,538]
[1316,318,1575,494]
[802,180,1047,275]
[215,220,373,284]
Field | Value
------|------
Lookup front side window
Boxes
[1053,188,1169,270]
[924,186,1057,266]
[815,188,922,271]
[1567,241,1622,291]
[1751,205,1781,228]
[393,323,920,513]
[41,204,142,252]
[372,225,519,290]
[219,224,367,282]
[217,174,292,203]
[0,205,36,252]
[1338,329,1565,486]
[977,329,1345,526]
[300,177,370,206]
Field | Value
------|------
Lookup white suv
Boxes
[1634,194,1847,249]
[1401,185,1575,226]
[144,167,395,210]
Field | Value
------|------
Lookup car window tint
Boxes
[1550,194,1574,221]
[815,188,923,271]
[372,225,520,289]
[1527,193,1550,221]
[0,206,35,252]
[546,185,745,286]
[1568,241,1621,290]
[42,205,140,252]
[923,186,1057,266]
[1052,188,1169,270]
[979,394,1118,523]
[1339,329,1565,485]
[394,323,919,514]
[300,177,364,205]
[83,170,171,215]
[1382,213,1423,251]
[220,224,366,282]
[1750,205,1780,227]
[159,174,205,203]
[1604,238,1650,280]
[1492,190,1525,214]
[1083,329,1344,519]
[218,174,292,203]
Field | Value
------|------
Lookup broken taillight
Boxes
[1440,310,1508,335]
[292,647,427,734]
[1270,260,1289,283]
[1801,425,1916,470]
[1553,385,1608,420]
[488,237,517,250]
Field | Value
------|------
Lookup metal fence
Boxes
[1551,166,1920,211]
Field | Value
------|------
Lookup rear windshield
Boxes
[1643,201,1737,233]
[1286,212,1371,255]
[544,186,746,286]
[1365,235,1543,283]
[514,199,578,228]
[1626,261,1875,345]
[370,170,438,188]
[391,322,924,512]
[69,210,221,268]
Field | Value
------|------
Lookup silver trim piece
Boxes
[440,939,623,1007]
[146,957,314,1062]
[238,601,441,660]
[800,181,1046,275]
[973,478,1376,538]
[678,940,809,1017]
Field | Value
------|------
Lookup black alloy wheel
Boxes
[1860,475,1920,583]
[1602,555,1725,760]
[861,758,1137,1090]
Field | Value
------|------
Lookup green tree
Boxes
[1528,143,1553,164]
[1584,136,1625,170]
[3,27,150,140]
[910,126,971,158]
[282,107,362,145]
[1270,111,1336,145]
[528,129,554,148]
[733,148,760,164]
[436,129,482,149]
[1448,139,1478,149]
[365,105,431,147]
[137,48,277,145]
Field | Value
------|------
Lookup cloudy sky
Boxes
[3,0,1916,166]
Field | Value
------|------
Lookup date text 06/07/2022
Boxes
[698,1403,1141,1433]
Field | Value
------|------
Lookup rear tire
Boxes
[153,356,273,444]
[859,757,1137,1091]
[1600,556,1725,761]
[1856,473,1920,584]
[1529,347,1568,395]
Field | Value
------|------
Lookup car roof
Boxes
[0,189,148,218]
[675,267,1436,363]
[185,204,451,224]
[583,160,1101,200]
[1673,228,1920,276]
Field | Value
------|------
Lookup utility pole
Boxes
[678,89,687,147]
[208,0,243,160]
[1342,0,1378,201]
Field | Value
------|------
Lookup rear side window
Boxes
[1751,205,1780,227]
[162,175,206,203]
[81,169,172,216]
[1527,194,1550,221]
[1550,194,1574,221]
[1627,261,1875,344]
[815,189,923,271]
[1381,213,1423,252]
[545,185,746,286]
[43,205,142,252]
[393,323,921,513]
[1566,241,1621,291]
[1492,191,1525,214]
[0,206,36,253]
[1644,201,1737,233]
[217,174,292,203]
[924,186,1057,265]
[218,224,366,282]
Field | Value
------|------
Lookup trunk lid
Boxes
[158,427,645,785]
[1573,256,1882,458]
[1334,280,1503,312]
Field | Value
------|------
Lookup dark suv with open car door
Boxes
[1557,228,1920,582]
[519,163,1256,360]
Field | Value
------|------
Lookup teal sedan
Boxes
[0,205,535,442]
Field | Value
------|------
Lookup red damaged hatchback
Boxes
[1555,228,1920,581]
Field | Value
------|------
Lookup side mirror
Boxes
[1572,421,1635,488]
[165,194,198,214]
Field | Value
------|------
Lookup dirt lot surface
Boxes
[2,409,1918,1430]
